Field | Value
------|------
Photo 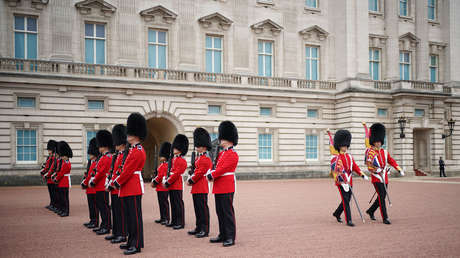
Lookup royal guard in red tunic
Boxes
[151,142,171,225]
[363,123,405,225]
[104,124,128,243]
[53,141,72,217]
[207,121,239,247]
[114,113,147,255]
[186,128,212,238]
[41,139,57,211]
[163,134,188,230]
[89,130,113,235]
[329,129,368,227]
[81,138,99,229]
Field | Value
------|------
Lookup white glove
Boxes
[400,169,405,176]
[376,168,382,173]
[363,174,369,181]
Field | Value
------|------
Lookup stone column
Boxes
[415,0,429,81]
[384,0,400,80]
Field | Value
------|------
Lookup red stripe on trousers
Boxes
[337,186,348,222]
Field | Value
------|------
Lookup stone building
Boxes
[0,0,459,184]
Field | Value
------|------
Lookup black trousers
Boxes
[111,194,125,237]
[58,187,69,214]
[120,197,128,239]
[46,183,53,206]
[215,193,235,241]
[96,191,111,230]
[156,191,170,221]
[368,182,388,219]
[86,193,99,225]
[121,195,144,249]
[49,183,57,208]
[440,167,446,177]
[333,185,352,223]
[193,193,209,233]
[169,190,184,226]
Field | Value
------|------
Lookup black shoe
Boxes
[93,227,102,232]
[210,236,223,243]
[155,218,162,223]
[383,219,391,225]
[366,210,376,221]
[188,229,198,235]
[111,236,126,244]
[124,247,140,255]
[105,235,116,240]
[120,243,129,250]
[195,231,208,238]
[173,225,184,230]
[160,220,168,225]
[59,213,69,217]
[83,222,92,227]
[223,239,235,247]
[347,222,355,227]
[45,205,51,209]
[166,223,174,227]
[87,223,97,229]
[332,213,342,223]
[96,228,110,235]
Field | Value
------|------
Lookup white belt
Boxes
[64,174,70,176]
[134,171,144,194]
[222,172,235,176]
[64,174,71,188]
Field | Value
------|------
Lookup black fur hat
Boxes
[57,141,73,158]
[333,129,352,152]
[112,124,127,147]
[370,123,386,146]
[46,140,57,152]
[193,128,212,150]
[87,138,98,156]
[172,134,189,156]
[127,112,147,141]
[159,142,171,159]
[96,130,113,148]
[218,121,238,146]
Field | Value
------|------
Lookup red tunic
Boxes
[365,147,400,184]
[167,156,187,191]
[115,144,146,197]
[110,152,123,195]
[211,147,238,194]
[56,160,71,188]
[330,153,363,187]
[152,162,168,192]
[84,160,97,194]
[190,153,212,194]
[92,152,112,192]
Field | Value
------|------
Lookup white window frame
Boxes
[414,108,426,117]
[305,134,319,161]
[399,51,411,80]
[207,104,223,115]
[399,0,409,17]
[86,97,106,112]
[258,40,274,77]
[429,54,439,83]
[258,133,273,162]
[15,128,38,164]
[84,22,106,64]
[259,106,273,117]
[14,15,38,59]
[15,93,39,109]
[369,48,381,81]
[305,45,320,80]
[148,29,168,69]
[428,0,437,21]
[205,35,223,73]
[377,107,389,118]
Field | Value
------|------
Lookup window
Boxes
[369,48,380,80]
[205,35,223,73]
[16,129,37,162]
[208,105,221,115]
[86,130,97,160]
[305,46,319,80]
[305,135,318,160]
[382,134,387,149]
[399,52,411,80]
[429,55,438,83]
[258,134,272,161]
[17,96,36,108]
[428,0,436,20]
[14,15,37,59]
[148,29,167,69]
[85,23,105,64]
[258,40,273,77]
[415,109,425,117]
[399,0,408,16]
[260,107,272,116]
[377,108,388,117]
[305,0,318,8]
[369,0,379,12]
[210,133,218,142]
[88,100,104,110]
[307,109,318,118]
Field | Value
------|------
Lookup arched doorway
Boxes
[142,116,179,179]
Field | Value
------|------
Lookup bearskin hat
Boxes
[370,123,386,146]
[218,120,238,146]
[46,140,57,152]
[112,124,127,147]
[172,134,189,156]
[333,129,352,152]
[159,142,172,160]
[127,112,147,141]
[57,141,73,158]
[96,130,113,148]
[87,138,99,156]
[193,128,212,150]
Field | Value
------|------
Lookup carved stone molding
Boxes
[299,25,329,42]
[198,12,233,31]
[369,34,388,48]
[5,0,49,10]
[75,0,116,17]
[399,32,420,51]
[139,5,177,24]
[250,19,283,36]
[429,41,447,55]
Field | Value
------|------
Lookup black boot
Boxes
[111,236,126,244]
[383,218,391,225]
[173,225,184,230]
[210,235,223,243]
[165,222,174,227]
[223,239,235,247]
[124,246,140,255]
[332,213,342,223]
[188,228,198,235]
[155,218,162,223]
[366,210,376,221]
[105,234,116,240]
[195,231,208,238]
[96,228,110,235]
[87,223,97,229]
[120,243,129,250]
[160,220,168,225]
[346,221,355,227]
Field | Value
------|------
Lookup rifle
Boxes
[51,158,63,183]
[188,151,196,176]
[81,159,92,189]
[210,138,222,170]
[105,151,118,191]
[117,145,130,177]
[153,149,159,178]
[166,147,173,178]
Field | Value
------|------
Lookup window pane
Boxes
[258,55,264,76]
[373,62,379,80]
[85,39,94,64]
[306,47,311,58]
[14,32,25,59]
[430,55,437,66]
[428,7,434,20]
[148,29,156,43]
[214,37,222,49]
[148,45,157,68]
[259,134,272,160]
[158,31,166,43]
[415,109,425,117]
[95,24,105,38]
[158,45,166,69]
[95,39,105,64]
[430,67,436,82]
[27,17,37,32]
[15,16,25,30]
[374,50,379,60]
[88,100,104,110]
[214,51,222,73]
[206,50,213,73]
[311,47,318,58]
[404,53,410,63]
[404,64,410,80]
[306,60,311,79]
[27,33,37,59]
[265,56,272,77]
[17,97,35,108]
[378,108,388,117]
[210,133,218,141]
[306,0,317,8]
[312,60,318,80]
[208,105,221,114]
[265,42,272,54]
[85,23,93,37]
[307,109,318,118]
[306,135,318,160]
[206,36,212,49]
[258,41,263,53]
[260,107,272,116]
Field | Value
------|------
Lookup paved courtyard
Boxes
[0,177,459,257]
